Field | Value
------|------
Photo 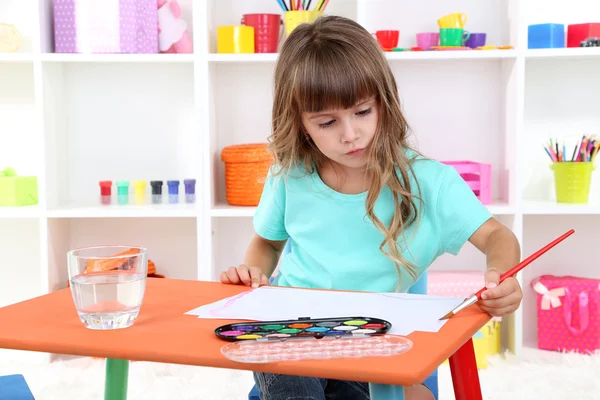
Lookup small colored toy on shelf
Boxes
[568,23,600,47]
[52,0,158,54]
[543,135,598,204]
[373,30,400,51]
[528,22,600,49]
[440,161,491,205]
[241,13,283,53]
[0,167,38,207]
[98,179,196,205]
[437,12,470,48]
[531,274,600,354]
[221,143,273,207]
[406,13,511,52]
[158,0,193,53]
[0,23,23,53]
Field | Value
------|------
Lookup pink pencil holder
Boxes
[442,161,492,204]
[531,275,600,354]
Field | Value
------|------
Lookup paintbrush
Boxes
[438,228,575,320]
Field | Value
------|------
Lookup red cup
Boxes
[375,30,399,49]
[241,13,283,53]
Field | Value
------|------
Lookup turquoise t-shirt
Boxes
[253,153,492,293]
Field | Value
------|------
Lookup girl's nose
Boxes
[341,121,359,143]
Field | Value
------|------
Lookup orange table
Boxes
[0,278,489,400]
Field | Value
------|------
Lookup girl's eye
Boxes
[319,120,335,128]
[357,107,372,116]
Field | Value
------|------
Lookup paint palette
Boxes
[214,316,392,342]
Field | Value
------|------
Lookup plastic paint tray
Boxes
[220,334,413,364]
[215,316,413,363]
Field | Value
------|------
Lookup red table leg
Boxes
[448,338,482,400]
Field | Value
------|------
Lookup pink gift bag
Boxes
[531,275,600,354]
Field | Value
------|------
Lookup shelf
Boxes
[0,53,35,63]
[526,47,600,60]
[47,203,198,218]
[384,49,517,61]
[211,201,515,218]
[41,61,197,208]
[211,204,256,217]
[207,50,518,63]
[40,53,195,63]
[0,206,41,219]
[523,201,600,215]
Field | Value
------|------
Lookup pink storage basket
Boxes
[531,275,600,354]
[442,161,491,204]
[428,270,501,321]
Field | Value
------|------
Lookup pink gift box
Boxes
[531,275,600,354]
[441,161,492,205]
[428,270,501,321]
[52,0,158,53]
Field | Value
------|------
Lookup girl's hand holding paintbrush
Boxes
[478,267,523,317]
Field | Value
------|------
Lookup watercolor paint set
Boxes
[215,316,413,364]
[214,316,392,342]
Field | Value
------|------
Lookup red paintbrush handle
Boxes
[475,229,575,299]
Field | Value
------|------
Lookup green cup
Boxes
[440,28,470,46]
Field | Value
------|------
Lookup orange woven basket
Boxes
[221,143,273,206]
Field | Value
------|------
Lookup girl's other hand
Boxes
[220,264,270,288]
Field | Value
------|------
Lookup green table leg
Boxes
[105,358,129,400]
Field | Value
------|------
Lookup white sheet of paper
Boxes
[186,286,465,336]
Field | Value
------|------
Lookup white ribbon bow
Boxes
[533,282,565,310]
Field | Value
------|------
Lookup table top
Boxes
[0,278,490,386]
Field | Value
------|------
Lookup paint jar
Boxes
[116,181,130,205]
[133,180,147,205]
[167,180,179,204]
[99,180,112,205]
[150,180,163,204]
[184,179,196,203]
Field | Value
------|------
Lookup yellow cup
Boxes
[284,11,323,36]
[217,25,255,53]
[437,13,467,29]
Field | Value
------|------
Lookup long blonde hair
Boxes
[269,15,422,289]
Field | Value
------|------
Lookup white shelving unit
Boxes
[2,0,600,363]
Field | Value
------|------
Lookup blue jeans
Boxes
[253,372,370,400]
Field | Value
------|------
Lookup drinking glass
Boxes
[67,245,148,330]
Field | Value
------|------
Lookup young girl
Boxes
[220,15,522,400]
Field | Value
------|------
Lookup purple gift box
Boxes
[52,0,158,53]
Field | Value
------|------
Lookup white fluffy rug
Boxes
[1,349,599,400]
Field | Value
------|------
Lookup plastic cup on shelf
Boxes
[67,245,148,330]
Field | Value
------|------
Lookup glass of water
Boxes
[67,245,148,330]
